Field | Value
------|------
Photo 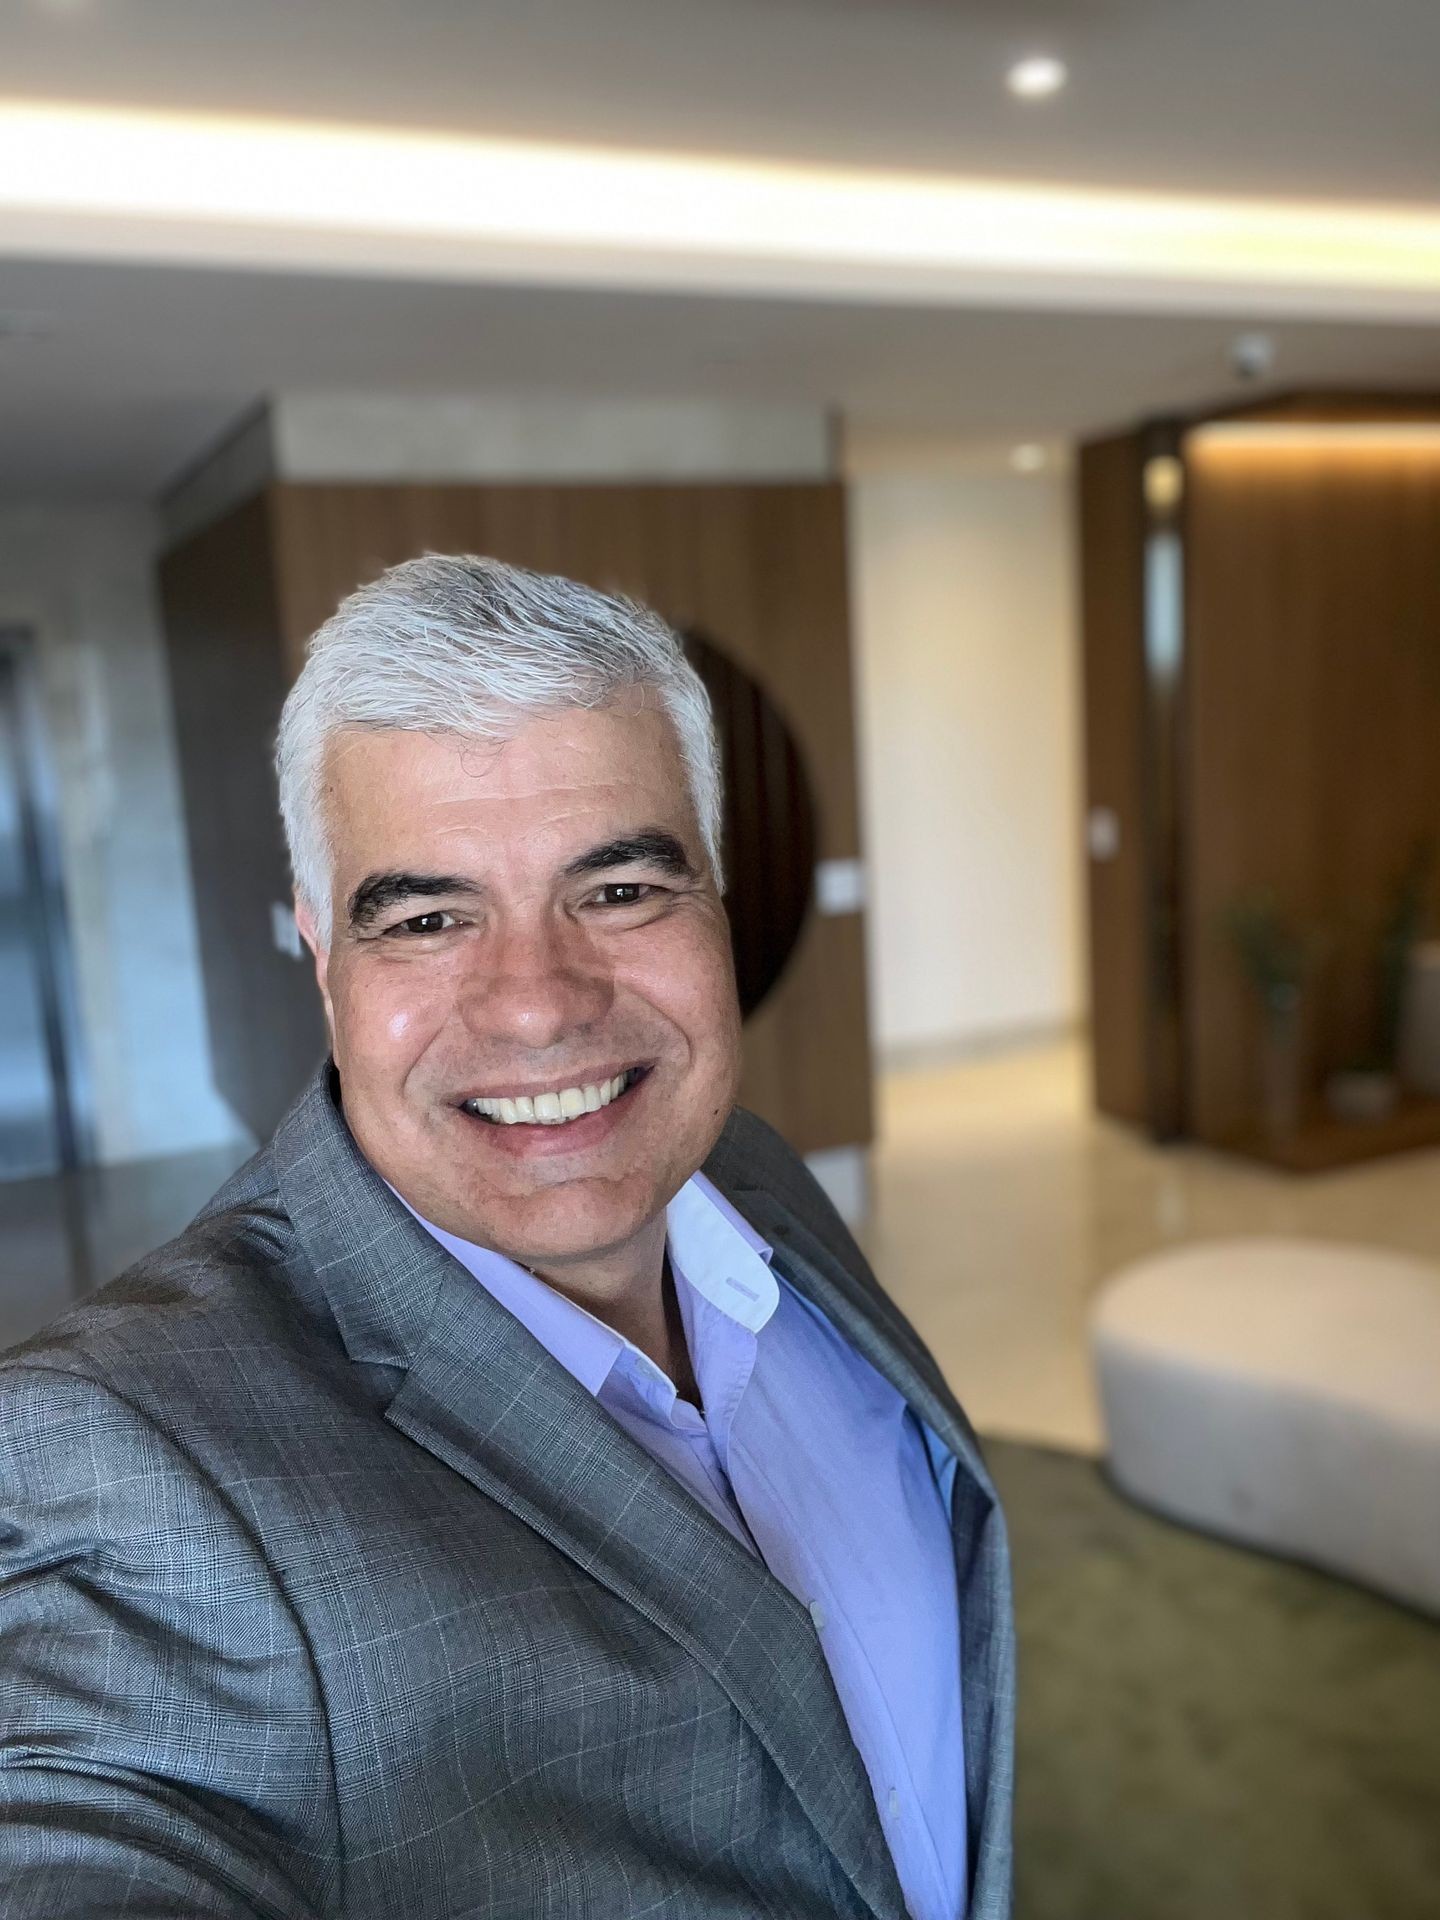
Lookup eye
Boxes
[388,910,457,936]
[594,882,656,907]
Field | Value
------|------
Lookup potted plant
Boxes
[1226,894,1323,1145]
[1326,844,1433,1123]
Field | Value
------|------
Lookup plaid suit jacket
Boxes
[0,1059,1014,1919]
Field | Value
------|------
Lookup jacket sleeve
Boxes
[0,1362,338,1919]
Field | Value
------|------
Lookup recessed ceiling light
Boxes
[1007,56,1068,100]
[1010,443,1047,472]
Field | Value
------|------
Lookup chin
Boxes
[473,1180,663,1269]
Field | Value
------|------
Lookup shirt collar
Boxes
[666,1169,777,1334]
[386,1170,777,1399]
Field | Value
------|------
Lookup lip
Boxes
[454,1064,651,1157]
[455,1062,648,1104]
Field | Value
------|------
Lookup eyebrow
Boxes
[347,872,481,932]
[558,831,699,883]
[345,831,700,932]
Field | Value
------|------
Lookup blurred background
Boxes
[3,3,1440,1914]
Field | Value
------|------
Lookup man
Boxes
[0,556,1013,1918]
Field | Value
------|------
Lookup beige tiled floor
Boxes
[858,1035,1440,1455]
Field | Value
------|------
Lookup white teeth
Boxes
[466,1071,637,1126]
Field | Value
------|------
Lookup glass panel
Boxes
[0,654,63,1177]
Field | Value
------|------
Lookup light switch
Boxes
[815,858,866,915]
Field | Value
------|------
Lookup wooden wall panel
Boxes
[168,479,870,1153]
[1077,433,1151,1125]
[1184,438,1440,1143]
[157,496,326,1139]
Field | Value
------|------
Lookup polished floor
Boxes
[7,1038,1440,1458]
[859,1035,1440,1454]
[0,1136,253,1353]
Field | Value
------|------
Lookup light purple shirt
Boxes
[395,1171,966,1919]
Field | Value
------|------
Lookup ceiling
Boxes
[8,0,1440,201]
[5,0,1440,497]
[8,256,1440,500]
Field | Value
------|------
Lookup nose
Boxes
[457,910,614,1054]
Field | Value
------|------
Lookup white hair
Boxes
[275,553,724,944]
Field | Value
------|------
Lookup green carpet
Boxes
[986,1439,1440,1920]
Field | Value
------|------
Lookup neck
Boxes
[528,1213,693,1392]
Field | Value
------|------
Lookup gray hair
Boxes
[275,553,724,944]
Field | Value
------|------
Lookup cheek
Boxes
[334,962,449,1067]
[630,925,739,1057]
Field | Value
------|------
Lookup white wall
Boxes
[847,451,1083,1059]
[163,395,835,542]
[0,507,246,1163]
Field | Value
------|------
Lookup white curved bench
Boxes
[1091,1239,1440,1616]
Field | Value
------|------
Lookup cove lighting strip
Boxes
[4,100,1440,316]
[1191,423,1440,449]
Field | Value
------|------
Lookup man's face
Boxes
[297,695,742,1274]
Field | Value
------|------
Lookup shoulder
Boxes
[0,1142,332,1422]
[703,1105,876,1288]
[0,1195,298,1642]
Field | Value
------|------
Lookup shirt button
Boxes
[887,1788,901,1819]
[808,1599,827,1632]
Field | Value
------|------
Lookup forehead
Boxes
[321,701,695,867]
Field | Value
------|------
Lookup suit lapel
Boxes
[730,1185,1017,1920]
[275,1065,907,1920]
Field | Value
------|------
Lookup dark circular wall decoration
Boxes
[680,629,817,1019]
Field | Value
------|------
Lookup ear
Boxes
[294,894,337,1046]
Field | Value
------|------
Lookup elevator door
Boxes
[0,638,85,1177]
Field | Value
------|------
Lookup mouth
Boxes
[458,1065,649,1129]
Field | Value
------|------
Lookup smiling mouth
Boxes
[459,1066,649,1128]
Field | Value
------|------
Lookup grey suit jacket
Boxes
[0,1059,1014,1919]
